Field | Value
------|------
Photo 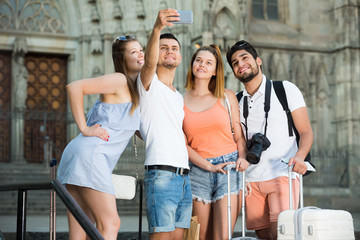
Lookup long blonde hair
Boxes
[185,44,225,98]
[112,36,139,114]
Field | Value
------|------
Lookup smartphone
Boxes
[171,10,193,24]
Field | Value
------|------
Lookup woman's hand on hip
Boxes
[82,124,109,141]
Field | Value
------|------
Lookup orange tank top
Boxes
[183,98,237,158]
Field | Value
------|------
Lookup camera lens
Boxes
[246,148,261,164]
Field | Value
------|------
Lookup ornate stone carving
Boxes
[91,4,100,23]
[268,52,289,81]
[113,0,123,19]
[315,62,330,107]
[12,37,28,110]
[311,56,331,151]
[202,10,211,32]
[11,37,28,163]
[290,54,310,98]
[13,37,28,56]
[91,28,103,54]
[12,54,28,110]
[136,0,146,19]
[213,9,236,50]
[0,0,65,33]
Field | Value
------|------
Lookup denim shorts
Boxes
[144,169,192,233]
[189,151,243,204]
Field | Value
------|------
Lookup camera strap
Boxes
[242,77,272,140]
[264,77,272,135]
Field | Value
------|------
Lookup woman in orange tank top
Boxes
[183,44,249,240]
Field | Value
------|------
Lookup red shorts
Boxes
[245,176,299,230]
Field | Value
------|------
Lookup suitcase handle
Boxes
[288,165,304,210]
[286,160,315,209]
[226,164,235,240]
[225,164,248,239]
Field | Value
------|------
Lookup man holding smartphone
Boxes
[137,9,192,240]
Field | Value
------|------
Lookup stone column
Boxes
[333,1,360,198]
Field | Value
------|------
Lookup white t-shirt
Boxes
[137,73,189,169]
[239,75,306,182]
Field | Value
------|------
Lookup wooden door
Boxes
[24,54,68,163]
[0,52,11,162]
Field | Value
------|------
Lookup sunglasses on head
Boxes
[234,40,248,47]
[116,35,135,41]
[233,40,258,56]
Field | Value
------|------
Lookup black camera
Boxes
[246,133,271,164]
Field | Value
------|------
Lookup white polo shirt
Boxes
[239,74,306,182]
[137,73,189,169]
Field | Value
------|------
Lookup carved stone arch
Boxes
[268,52,289,81]
[309,56,318,85]
[314,58,332,151]
[60,0,82,36]
[212,8,237,50]
[316,61,330,106]
[211,5,239,90]
[290,55,310,101]
[316,60,329,88]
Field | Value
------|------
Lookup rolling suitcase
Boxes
[277,166,355,240]
[226,164,258,240]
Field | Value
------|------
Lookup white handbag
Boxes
[111,174,136,200]
[111,135,140,200]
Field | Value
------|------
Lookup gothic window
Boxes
[252,0,279,21]
[0,0,65,33]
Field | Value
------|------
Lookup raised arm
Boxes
[140,9,179,90]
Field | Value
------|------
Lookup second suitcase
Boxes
[277,166,355,240]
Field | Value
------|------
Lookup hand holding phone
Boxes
[170,10,193,24]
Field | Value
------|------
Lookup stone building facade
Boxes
[0,0,359,213]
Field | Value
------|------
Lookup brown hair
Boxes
[112,35,139,115]
[185,44,225,98]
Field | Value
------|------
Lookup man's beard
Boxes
[161,62,177,69]
[237,64,260,83]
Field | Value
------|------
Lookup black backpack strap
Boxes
[236,91,243,102]
[273,81,314,176]
[263,78,272,136]
[273,81,294,137]
[236,91,248,140]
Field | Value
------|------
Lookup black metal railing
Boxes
[0,180,145,240]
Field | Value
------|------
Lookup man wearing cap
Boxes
[226,40,313,240]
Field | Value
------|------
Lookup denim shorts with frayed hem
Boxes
[189,151,243,204]
[144,169,192,233]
